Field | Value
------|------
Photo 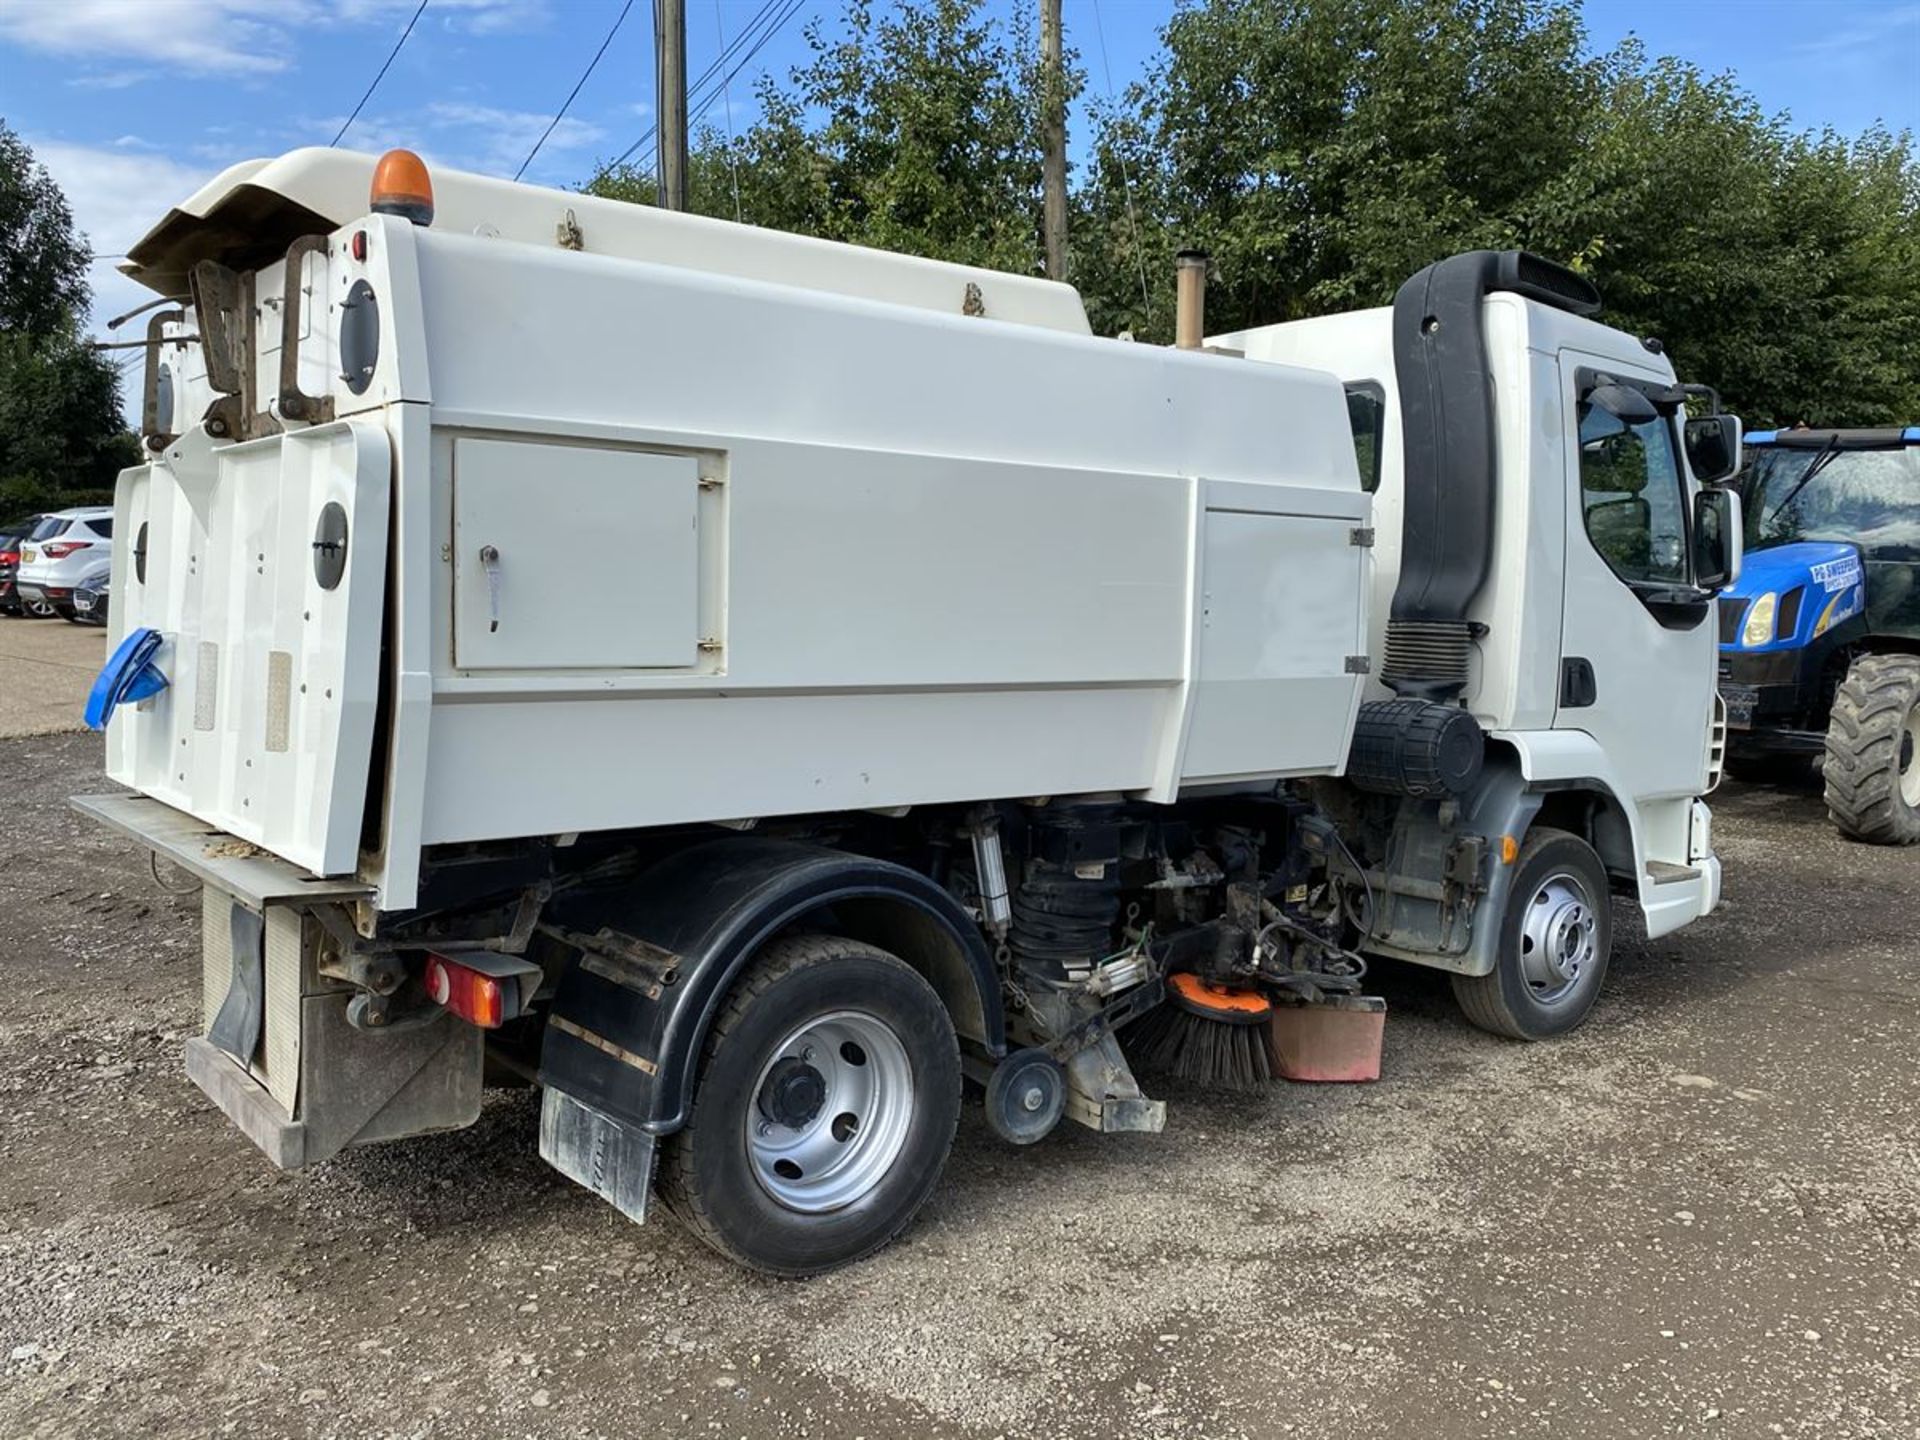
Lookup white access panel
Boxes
[1181,508,1369,782]
[104,421,391,877]
[452,439,699,670]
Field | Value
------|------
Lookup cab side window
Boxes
[1577,404,1688,585]
[1344,383,1386,494]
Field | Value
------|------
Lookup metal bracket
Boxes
[277,235,337,425]
[1344,655,1372,674]
[1349,526,1376,547]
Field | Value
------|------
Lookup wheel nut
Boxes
[1021,1086,1044,1112]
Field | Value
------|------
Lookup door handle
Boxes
[479,544,502,632]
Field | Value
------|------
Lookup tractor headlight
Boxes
[1741,591,1778,647]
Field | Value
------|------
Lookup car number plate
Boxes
[1720,685,1758,730]
[18,549,33,564]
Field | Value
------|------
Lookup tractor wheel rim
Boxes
[1900,706,1920,808]
[746,1009,914,1214]
[1518,871,1598,1004]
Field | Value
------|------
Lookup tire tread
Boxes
[656,934,958,1273]
[1822,654,1920,846]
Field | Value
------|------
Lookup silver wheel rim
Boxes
[1899,706,1920,808]
[745,1009,914,1214]
[1518,870,1599,1005]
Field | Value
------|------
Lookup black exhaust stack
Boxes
[1348,251,1601,799]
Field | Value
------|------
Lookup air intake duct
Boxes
[1346,699,1486,799]
[1386,250,1601,702]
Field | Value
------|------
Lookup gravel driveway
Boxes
[0,618,107,735]
[0,730,1913,1440]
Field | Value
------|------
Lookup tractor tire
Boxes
[1452,828,1612,1041]
[1822,654,1920,845]
[657,934,960,1276]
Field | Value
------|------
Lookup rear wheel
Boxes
[1452,828,1612,1040]
[1823,654,1920,845]
[657,934,961,1275]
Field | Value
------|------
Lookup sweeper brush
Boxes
[1127,974,1274,1089]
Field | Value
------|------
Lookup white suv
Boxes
[15,507,115,619]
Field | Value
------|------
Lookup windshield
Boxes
[1743,447,1920,560]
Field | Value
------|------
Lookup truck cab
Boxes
[1718,427,1920,843]
[1216,292,1744,940]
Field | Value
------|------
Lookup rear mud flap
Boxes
[206,905,266,1063]
[539,1087,657,1223]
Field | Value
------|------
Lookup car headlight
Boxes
[1741,591,1778,647]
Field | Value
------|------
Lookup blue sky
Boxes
[2,0,1917,353]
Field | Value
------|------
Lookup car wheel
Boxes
[25,598,55,618]
[657,934,961,1275]
[1452,828,1612,1041]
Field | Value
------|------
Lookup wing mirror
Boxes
[1693,487,1742,592]
[1684,414,1743,485]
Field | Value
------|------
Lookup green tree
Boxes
[1076,0,1920,423]
[0,122,92,340]
[589,0,1075,276]
[0,120,139,505]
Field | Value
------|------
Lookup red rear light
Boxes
[41,540,92,559]
[425,953,507,1028]
[0,553,16,566]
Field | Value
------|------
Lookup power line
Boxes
[712,0,744,222]
[688,0,803,129]
[596,0,799,181]
[333,0,431,147]
[518,0,638,181]
[602,0,778,173]
[1090,0,1152,325]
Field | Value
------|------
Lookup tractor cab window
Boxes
[1577,403,1689,586]
[1743,447,1920,560]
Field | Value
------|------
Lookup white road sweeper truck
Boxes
[78,149,1745,1273]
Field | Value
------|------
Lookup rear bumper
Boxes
[70,792,371,910]
[184,1035,306,1167]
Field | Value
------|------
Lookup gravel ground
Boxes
[0,731,1914,1440]
[0,619,107,735]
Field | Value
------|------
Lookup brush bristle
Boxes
[1127,1006,1273,1090]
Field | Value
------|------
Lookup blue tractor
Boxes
[1718,427,1920,843]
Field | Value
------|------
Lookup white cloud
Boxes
[28,138,217,343]
[0,1,295,76]
[0,0,548,81]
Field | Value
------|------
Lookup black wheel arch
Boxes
[535,837,1005,1136]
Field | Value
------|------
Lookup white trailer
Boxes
[80,150,1744,1272]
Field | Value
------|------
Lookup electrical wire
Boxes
[1089,0,1152,327]
[594,0,801,184]
[517,0,638,181]
[597,0,780,177]
[332,0,431,148]
[712,0,745,221]
[688,0,802,128]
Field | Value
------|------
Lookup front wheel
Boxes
[1822,654,1920,845]
[1452,828,1612,1041]
[657,934,961,1275]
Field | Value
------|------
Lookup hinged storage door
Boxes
[452,438,700,670]
[106,421,392,877]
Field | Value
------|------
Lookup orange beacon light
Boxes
[370,149,434,227]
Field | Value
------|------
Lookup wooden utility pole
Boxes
[1041,0,1068,281]
[655,0,689,211]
